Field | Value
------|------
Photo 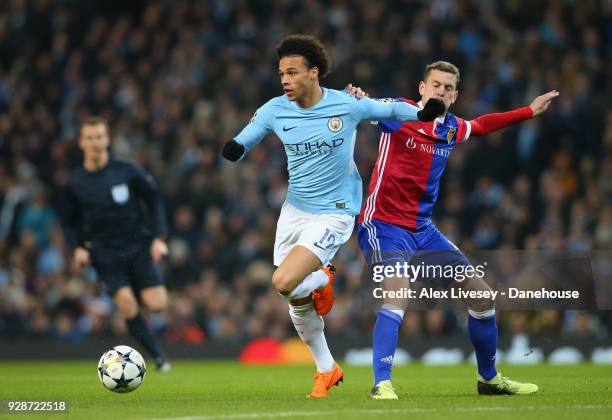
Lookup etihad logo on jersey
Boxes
[285,138,345,156]
[405,136,452,158]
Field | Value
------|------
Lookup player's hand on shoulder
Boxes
[150,238,169,263]
[417,98,446,122]
[344,83,369,100]
[72,247,91,272]
[529,90,559,116]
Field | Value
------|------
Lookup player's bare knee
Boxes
[462,284,494,311]
[117,302,138,319]
[466,296,494,313]
[272,270,294,295]
[460,277,494,312]
[143,293,167,312]
[384,298,408,311]
[115,294,138,318]
[144,300,165,313]
[380,277,409,311]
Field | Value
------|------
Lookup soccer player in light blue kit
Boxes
[222,34,444,398]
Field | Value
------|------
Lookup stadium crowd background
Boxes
[0,0,610,347]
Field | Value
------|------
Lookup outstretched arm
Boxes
[470,90,559,136]
[356,96,445,122]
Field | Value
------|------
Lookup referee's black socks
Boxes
[126,314,164,361]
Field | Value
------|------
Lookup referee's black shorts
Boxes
[90,241,164,296]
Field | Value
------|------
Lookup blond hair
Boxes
[424,61,460,86]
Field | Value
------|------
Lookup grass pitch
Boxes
[0,361,611,419]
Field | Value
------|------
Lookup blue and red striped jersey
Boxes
[358,98,471,230]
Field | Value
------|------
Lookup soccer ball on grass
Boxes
[97,345,146,393]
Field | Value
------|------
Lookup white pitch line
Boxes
[145,405,612,420]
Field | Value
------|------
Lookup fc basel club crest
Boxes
[328,117,343,132]
[446,127,456,143]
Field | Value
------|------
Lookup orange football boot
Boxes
[312,264,336,316]
[307,362,344,398]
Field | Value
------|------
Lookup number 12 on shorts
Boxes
[314,228,336,250]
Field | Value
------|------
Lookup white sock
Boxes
[289,303,334,372]
[389,309,405,319]
[287,270,329,300]
[382,304,405,319]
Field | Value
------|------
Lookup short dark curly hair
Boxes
[276,34,331,79]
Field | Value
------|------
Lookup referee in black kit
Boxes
[62,116,171,372]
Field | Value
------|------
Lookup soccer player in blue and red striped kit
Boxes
[357,61,559,398]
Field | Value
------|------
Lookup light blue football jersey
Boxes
[234,88,421,215]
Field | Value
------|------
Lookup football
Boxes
[97,345,146,393]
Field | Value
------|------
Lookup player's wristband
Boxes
[222,140,245,161]
[417,98,446,122]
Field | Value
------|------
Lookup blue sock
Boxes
[468,312,498,381]
[373,309,402,385]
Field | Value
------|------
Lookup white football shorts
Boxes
[273,201,355,267]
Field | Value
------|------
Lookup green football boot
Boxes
[477,372,539,395]
[371,380,399,400]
